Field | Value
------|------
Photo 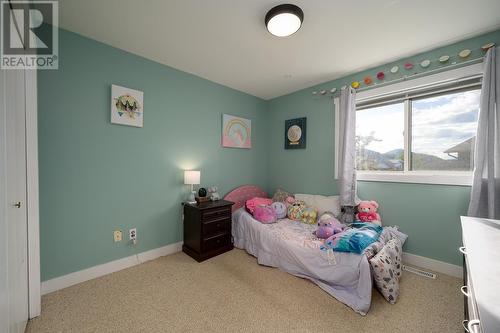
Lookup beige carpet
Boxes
[27,249,463,333]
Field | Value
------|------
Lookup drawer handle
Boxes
[468,319,480,332]
[459,246,467,255]
[462,320,470,333]
[206,209,228,215]
[461,286,469,297]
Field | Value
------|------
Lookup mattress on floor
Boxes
[232,208,373,315]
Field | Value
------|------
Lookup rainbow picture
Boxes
[222,114,251,149]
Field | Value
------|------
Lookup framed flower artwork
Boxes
[111,84,144,127]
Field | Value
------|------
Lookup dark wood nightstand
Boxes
[182,200,234,262]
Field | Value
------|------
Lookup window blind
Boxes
[356,75,482,110]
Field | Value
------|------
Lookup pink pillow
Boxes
[253,206,277,224]
[245,197,272,214]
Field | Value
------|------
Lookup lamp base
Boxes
[186,191,196,204]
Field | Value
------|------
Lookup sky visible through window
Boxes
[356,103,404,153]
[412,89,480,160]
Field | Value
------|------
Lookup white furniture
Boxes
[461,216,500,333]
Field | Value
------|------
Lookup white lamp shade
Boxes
[184,170,200,185]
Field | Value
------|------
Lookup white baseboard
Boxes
[41,241,183,295]
[403,252,462,279]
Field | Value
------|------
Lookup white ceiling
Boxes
[59,0,500,100]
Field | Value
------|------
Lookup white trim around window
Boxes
[357,171,472,186]
[334,62,483,186]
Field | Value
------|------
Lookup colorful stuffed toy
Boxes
[271,201,287,219]
[301,207,318,224]
[287,200,306,221]
[315,213,344,239]
[355,200,382,226]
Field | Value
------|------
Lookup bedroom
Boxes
[1,0,499,332]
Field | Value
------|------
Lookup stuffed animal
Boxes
[318,211,336,223]
[355,200,382,226]
[246,197,273,214]
[315,218,335,239]
[285,196,296,206]
[287,200,306,221]
[315,213,344,239]
[301,207,318,224]
[208,186,220,201]
[271,201,287,219]
[253,205,277,224]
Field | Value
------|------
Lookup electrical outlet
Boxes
[113,230,122,242]
[129,228,137,241]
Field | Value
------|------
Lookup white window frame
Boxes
[334,63,483,186]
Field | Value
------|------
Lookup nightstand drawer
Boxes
[201,207,231,222]
[202,233,231,252]
[203,217,231,236]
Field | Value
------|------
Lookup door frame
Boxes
[25,69,40,318]
[2,0,41,320]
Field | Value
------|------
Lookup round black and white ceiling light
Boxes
[265,4,304,37]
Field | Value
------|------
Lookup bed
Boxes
[225,185,407,315]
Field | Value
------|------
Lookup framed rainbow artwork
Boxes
[222,114,251,149]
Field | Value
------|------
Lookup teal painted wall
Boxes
[38,29,268,281]
[267,30,500,266]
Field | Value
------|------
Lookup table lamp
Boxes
[184,170,200,204]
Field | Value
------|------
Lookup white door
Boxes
[2,68,29,333]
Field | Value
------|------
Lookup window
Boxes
[335,63,483,185]
[356,102,405,171]
[357,88,480,174]
[411,90,479,172]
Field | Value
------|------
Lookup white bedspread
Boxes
[232,208,374,315]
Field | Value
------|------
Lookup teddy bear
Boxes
[314,213,344,239]
[355,200,382,226]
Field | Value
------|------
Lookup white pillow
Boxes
[294,194,340,217]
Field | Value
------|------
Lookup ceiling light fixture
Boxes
[265,4,304,37]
